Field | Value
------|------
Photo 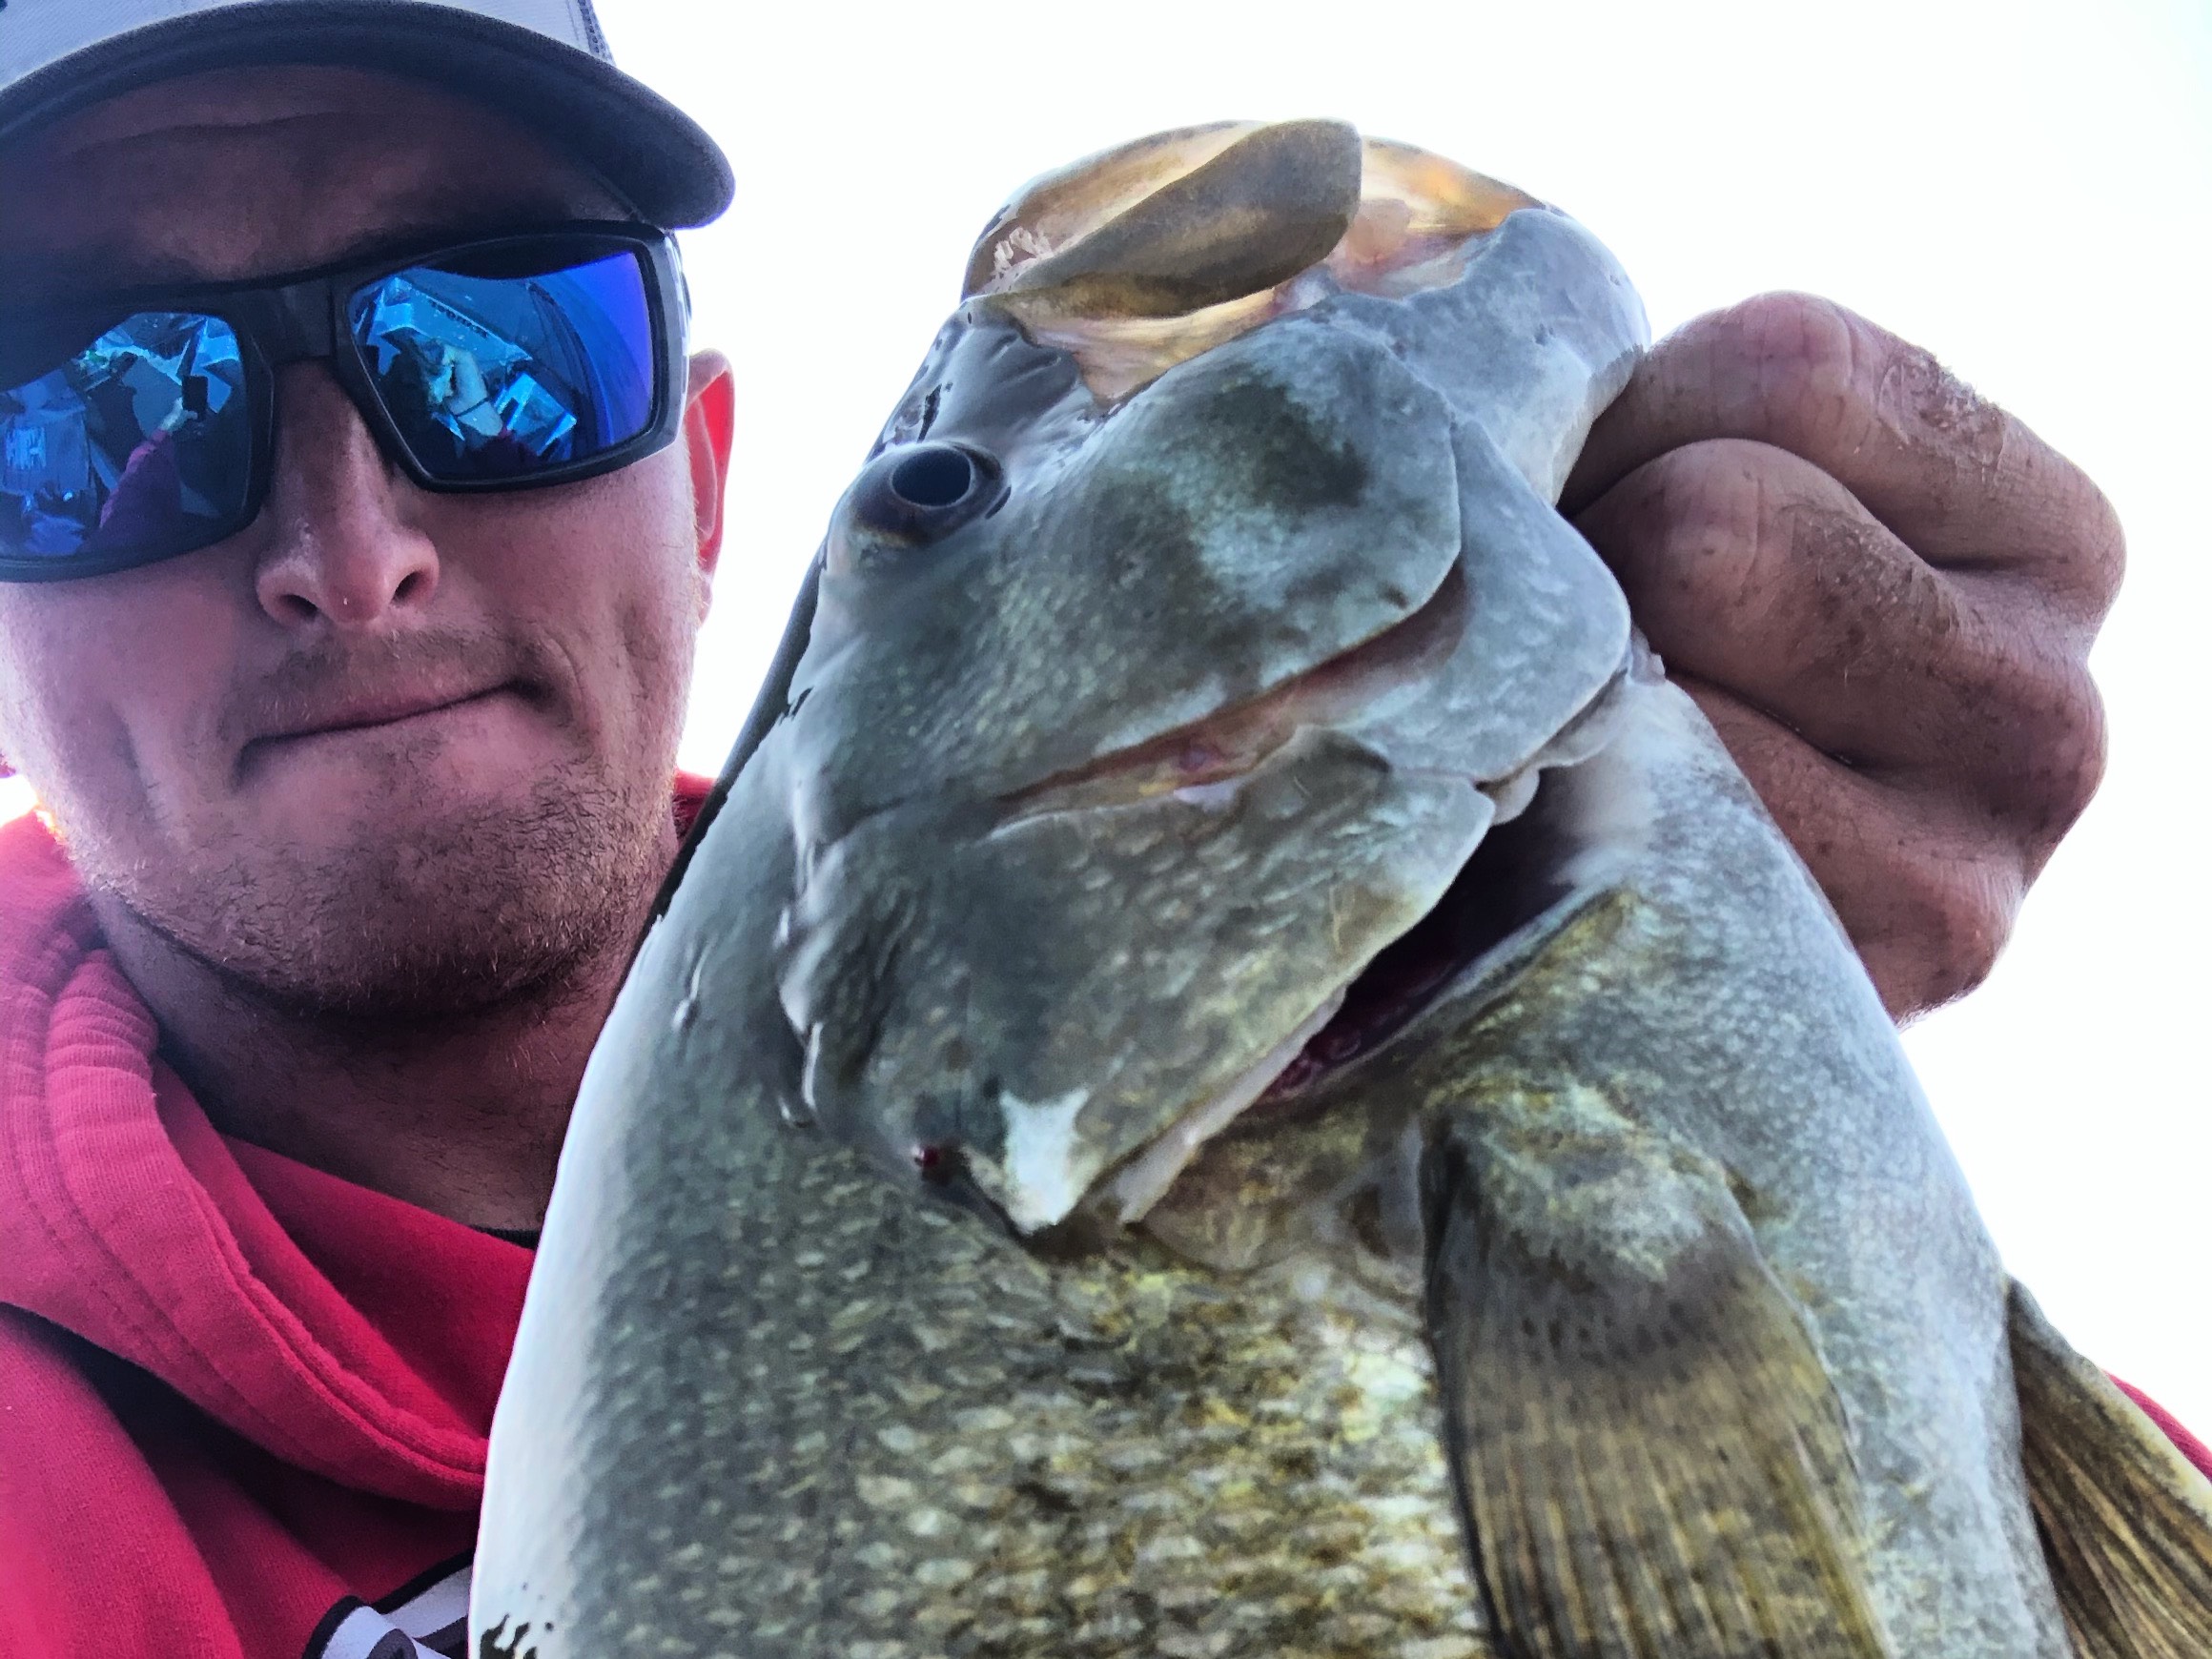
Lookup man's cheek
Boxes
[0,602,42,772]
[613,582,699,760]
[0,655,93,830]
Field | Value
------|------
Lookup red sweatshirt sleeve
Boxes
[2113,1377,2212,1484]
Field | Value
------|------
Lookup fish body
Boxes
[474,125,2212,1658]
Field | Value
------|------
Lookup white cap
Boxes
[0,0,732,227]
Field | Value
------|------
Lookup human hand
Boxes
[1563,294,2120,1020]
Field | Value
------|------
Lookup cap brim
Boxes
[0,0,733,229]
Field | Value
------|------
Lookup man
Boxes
[0,3,2135,1656]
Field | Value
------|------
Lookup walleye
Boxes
[475,121,2212,1658]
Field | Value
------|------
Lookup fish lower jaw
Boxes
[1104,990,1348,1226]
[1236,678,1648,1118]
[1094,749,1566,1233]
[960,996,1343,1235]
[995,666,1644,1239]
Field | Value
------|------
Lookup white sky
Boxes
[5,0,2208,1427]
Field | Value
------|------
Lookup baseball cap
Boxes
[0,0,732,228]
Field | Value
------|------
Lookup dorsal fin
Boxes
[2010,1282,2212,1657]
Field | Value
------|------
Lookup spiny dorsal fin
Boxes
[991,118,1362,324]
[1425,1103,1895,1658]
[2010,1282,2212,1658]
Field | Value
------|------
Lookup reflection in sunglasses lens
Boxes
[0,312,253,563]
[350,248,656,482]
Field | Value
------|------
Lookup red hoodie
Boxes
[0,784,707,1659]
[0,786,2203,1658]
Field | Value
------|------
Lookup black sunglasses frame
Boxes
[0,222,690,583]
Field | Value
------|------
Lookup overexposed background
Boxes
[5,0,2207,1425]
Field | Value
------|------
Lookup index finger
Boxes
[1561,293,2123,611]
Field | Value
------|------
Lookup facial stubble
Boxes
[69,625,687,1029]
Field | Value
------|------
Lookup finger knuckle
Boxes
[2070,482,2128,611]
[1881,849,2021,1013]
[1790,500,1960,676]
[1920,629,2108,852]
[1592,440,1779,614]
[1964,442,2125,616]
[1702,291,1870,443]
[2027,663,2109,847]
[1654,442,1771,554]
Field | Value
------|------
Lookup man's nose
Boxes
[252,364,440,629]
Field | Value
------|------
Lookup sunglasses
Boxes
[0,223,689,583]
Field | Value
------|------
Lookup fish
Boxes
[472,120,2212,1659]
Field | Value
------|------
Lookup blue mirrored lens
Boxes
[349,247,656,482]
[0,313,252,564]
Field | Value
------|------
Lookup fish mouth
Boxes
[1001,562,1469,821]
[976,565,1629,1235]
[948,568,1480,1240]
[1102,667,1628,1226]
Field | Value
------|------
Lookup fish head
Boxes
[766,121,1641,1238]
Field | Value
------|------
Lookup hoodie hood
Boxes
[0,806,531,1510]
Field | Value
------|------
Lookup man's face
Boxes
[0,68,727,1018]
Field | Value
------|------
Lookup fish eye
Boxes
[890,446,976,508]
[831,441,1005,573]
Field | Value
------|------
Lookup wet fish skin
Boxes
[1411,681,2059,1656]
[474,160,1641,1655]
[474,740,1494,1659]
[473,125,2212,1658]
[1132,665,2065,1657]
[775,205,1644,1228]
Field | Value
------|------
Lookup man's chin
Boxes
[106,759,667,1027]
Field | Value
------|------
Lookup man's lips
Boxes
[237,680,523,770]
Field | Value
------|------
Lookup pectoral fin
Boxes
[993,118,1362,322]
[1424,1108,1893,1658]
[2010,1282,2212,1658]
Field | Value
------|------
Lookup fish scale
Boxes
[477,120,2212,1658]
[565,1078,1491,1659]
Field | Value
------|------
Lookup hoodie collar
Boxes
[0,809,529,1509]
